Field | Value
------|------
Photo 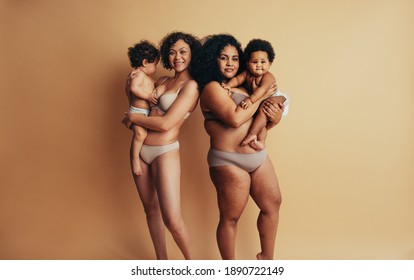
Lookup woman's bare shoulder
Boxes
[180,79,199,96]
[183,79,198,89]
[202,81,221,95]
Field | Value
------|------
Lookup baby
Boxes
[222,38,289,150]
[125,40,160,175]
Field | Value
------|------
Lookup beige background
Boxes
[1,0,413,260]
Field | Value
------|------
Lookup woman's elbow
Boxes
[228,118,243,128]
[158,122,172,132]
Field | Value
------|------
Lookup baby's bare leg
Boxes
[131,125,147,175]
[241,108,267,149]
[249,127,267,150]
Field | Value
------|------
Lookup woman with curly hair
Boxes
[122,31,201,260]
[191,34,285,260]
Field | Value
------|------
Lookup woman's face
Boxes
[217,45,240,80]
[168,39,191,73]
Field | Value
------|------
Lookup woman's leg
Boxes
[151,149,192,259]
[250,156,282,260]
[133,159,167,259]
[209,166,251,259]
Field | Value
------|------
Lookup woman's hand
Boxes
[129,69,140,79]
[121,112,133,129]
[263,99,284,128]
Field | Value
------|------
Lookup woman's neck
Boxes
[172,69,191,82]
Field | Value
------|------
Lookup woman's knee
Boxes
[261,193,282,215]
[142,199,161,217]
[274,193,282,208]
[162,214,184,233]
[219,211,243,227]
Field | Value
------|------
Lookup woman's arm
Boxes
[263,100,284,130]
[201,82,266,128]
[122,80,199,132]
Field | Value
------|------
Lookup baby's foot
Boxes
[241,133,257,146]
[249,139,265,150]
[132,159,143,176]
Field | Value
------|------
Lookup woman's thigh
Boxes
[151,149,182,217]
[250,156,282,210]
[133,160,158,208]
[210,166,251,219]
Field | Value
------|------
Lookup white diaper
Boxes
[129,105,150,116]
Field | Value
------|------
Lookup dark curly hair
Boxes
[244,38,275,63]
[127,40,160,68]
[191,34,245,91]
[159,31,201,71]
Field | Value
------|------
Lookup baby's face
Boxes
[147,58,159,76]
[247,51,271,77]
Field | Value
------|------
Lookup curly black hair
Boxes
[190,34,245,91]
[244,39,275,63]
[159,31,201,71]
[127,40,160,68]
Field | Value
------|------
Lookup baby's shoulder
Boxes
[131,69,148,80]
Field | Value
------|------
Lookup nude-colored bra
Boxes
[152,78,190,119]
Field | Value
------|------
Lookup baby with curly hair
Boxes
[125,40,160,175]
[222,39,289,150]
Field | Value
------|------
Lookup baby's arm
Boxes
[221,71,247,94]
[248,72,276,104]
[129,71,153,102]
[240,72,276,109]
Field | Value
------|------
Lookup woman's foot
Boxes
[256,252,272,260]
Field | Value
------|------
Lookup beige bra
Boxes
[152,78,190,119]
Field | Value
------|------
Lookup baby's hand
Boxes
[221,83,232,96]
[149,89,159,106]
[240,97,252,109]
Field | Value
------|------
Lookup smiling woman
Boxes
[2,0,413,262]
[122,31,201,260]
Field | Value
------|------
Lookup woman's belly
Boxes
[143,110,183,146]
[205,119,258,153]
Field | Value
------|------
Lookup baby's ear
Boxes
[142,59,149,66]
